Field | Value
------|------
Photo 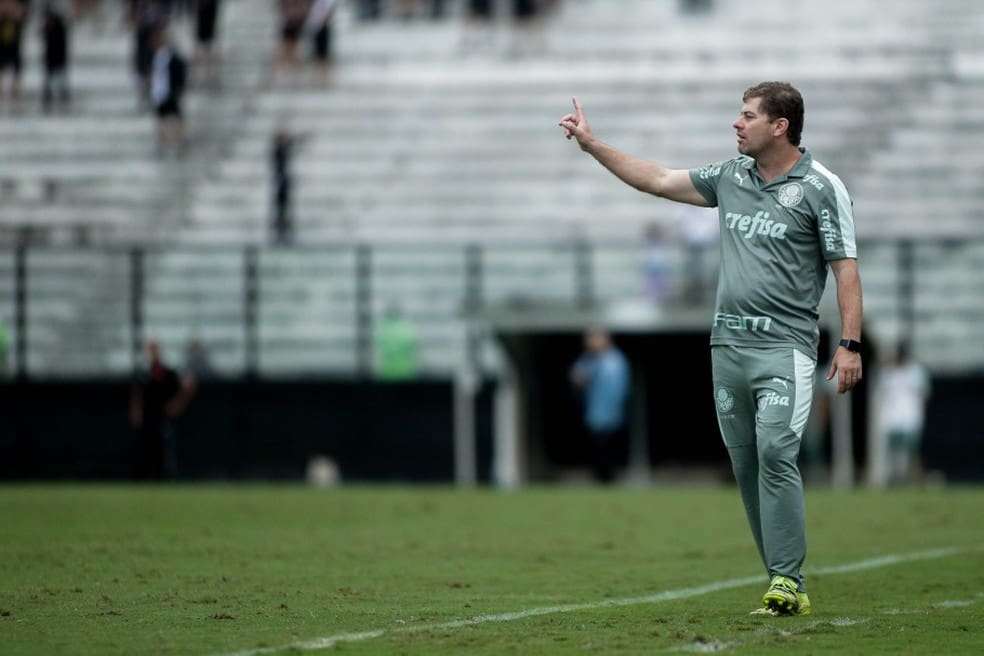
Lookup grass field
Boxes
[1,483,982,655]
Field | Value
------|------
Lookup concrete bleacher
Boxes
[2,0,984,377]
[0,0,278,374]
[177,0,967,247]
[852,79,984,238]
[0,1,272,241]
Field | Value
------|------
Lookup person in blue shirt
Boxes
[570,328,631,484]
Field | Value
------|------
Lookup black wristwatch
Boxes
[839,338,862,353]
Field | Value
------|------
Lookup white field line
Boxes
[213,545,980,656]
[884,592,983,615]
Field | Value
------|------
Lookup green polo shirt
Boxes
[689,146,857,359]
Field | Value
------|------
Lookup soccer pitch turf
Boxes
[1,484,982,655]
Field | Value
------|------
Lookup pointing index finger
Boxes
[572,96,583,118]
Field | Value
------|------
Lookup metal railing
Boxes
[1,237,982,379]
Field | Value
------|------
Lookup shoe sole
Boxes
[762,592,798,615]
[752,606,811,617]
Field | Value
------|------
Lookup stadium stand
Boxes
[1,0,983,377]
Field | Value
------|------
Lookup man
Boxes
[303,0,340,87]
[149,23,188,155]
[676,203,719,305]
[559,81,863,617]
[569,328,631,485]
[40,2,70,113]
[130,339,196,480]
[129,0,168,109]
[374,302,419,381]
[270,127,309,244]
[192,0,221,88]
[876,341,931,486]
[0,0,28,109]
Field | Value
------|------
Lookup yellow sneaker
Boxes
[795,591,811,616]
[750,584,811,617]
[762,575,799,615]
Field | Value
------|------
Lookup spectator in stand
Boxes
[128,0,171,110]
[394,0,447,21]
[168,0,192,21]
[191,0,221,88]
[510,0,536,42]
[130,338,197,481]
[270,126,309,244]
[676,203,719,305]
[272,0,309,87]
[460,0,494,53]
[0,0,28,111]
[393,0,421,20]
[303,0,339,87]
[679,0,715,16]
[149,22,189,156]
[508,0,556,56]
[429,0,447,19]
[71,0,104,28]
[355,0,381,21]
[40,2,71,113]
[467,0,493,20]
[641,222,673,304]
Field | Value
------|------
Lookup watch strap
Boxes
[839,338,862,353]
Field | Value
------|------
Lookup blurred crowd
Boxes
[0,0,566,111]
[0,0,568,163]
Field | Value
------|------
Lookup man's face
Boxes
[732,96,780,158]
[585,331,608,353]
[147,341,162,363]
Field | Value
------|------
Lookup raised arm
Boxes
[559,97,711,207]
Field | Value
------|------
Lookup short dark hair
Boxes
[743,81,804,146]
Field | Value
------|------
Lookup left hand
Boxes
[827,348,862,394]
[558,97,595,152]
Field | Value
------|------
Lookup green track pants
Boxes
[711,344,816,592]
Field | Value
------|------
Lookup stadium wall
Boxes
[0,374,980,484]
[0,380,485,483]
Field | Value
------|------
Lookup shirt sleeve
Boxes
[688,160,727,207]
[814,177,858,261]
[601,354,630,403]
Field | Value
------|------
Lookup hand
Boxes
[558,96,594,151]
[826,348,862,395]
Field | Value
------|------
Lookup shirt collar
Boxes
[743,146,812,182]
[787,146,812,178]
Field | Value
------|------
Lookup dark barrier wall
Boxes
[0,374,980,483]
[0,380,459,482]
[500,329,983,484]
[922,378,984,483]
[504,331,727,477]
